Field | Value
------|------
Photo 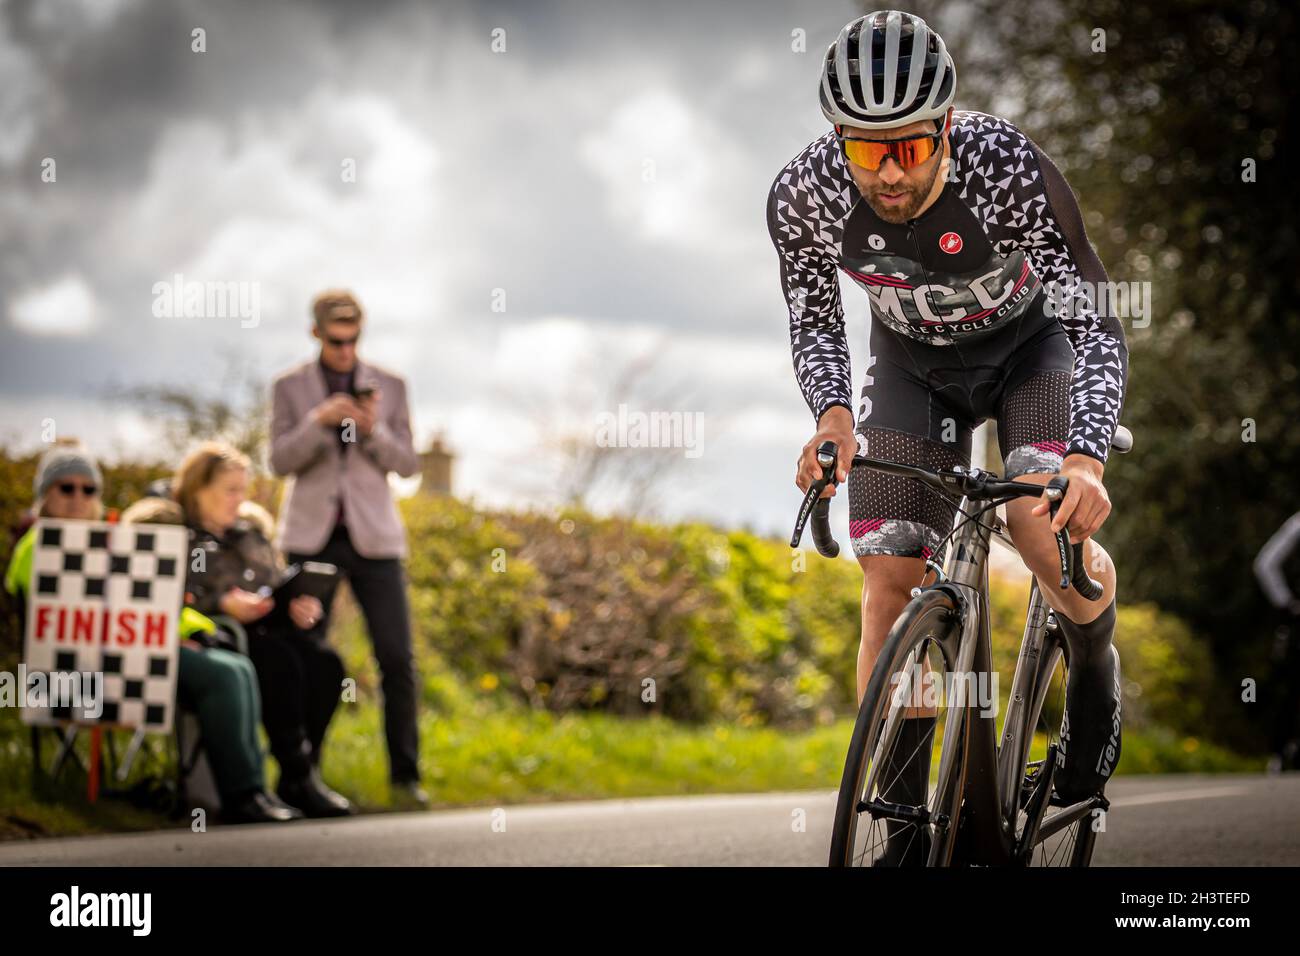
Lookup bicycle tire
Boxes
[1013,623,1101,867]
[829,587,967,867]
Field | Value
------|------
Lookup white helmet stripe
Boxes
[925,32,950,113]
[899,18,927,115]
[834,26,860,117]
[880,10,902,111]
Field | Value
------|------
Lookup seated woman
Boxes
[5,440,297,824]
[173,441,352,817]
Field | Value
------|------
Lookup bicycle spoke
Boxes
[852,636,944,866]
[829,589,965,868]
[855,818,889,867]
[1021,633,1094,867]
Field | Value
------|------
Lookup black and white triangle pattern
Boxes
[767,111,1127,462]
[950,112,1127,462]
[766,132,857,422]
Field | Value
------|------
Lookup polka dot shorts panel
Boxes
[998,371,1072,477]
[848,427,965,559]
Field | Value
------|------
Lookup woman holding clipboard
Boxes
[174,441,352,818]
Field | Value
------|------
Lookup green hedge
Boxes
[0,449,1230,741]
[391,494,1220,737]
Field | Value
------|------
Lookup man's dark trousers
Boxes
[291,524,420,783]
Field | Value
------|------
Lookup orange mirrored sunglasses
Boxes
[836,127,945,172]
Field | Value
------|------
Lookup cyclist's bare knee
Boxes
[856,554,925,640]
[1004,495,1060,572]
[1005,493,1117,621]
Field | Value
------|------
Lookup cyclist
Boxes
[769,11,1127,859]
[1254,511,1300,771]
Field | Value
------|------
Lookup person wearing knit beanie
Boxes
[33,439,104,503]
[32,439,104,521]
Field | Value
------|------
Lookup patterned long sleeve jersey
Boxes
[767,110,1128,463]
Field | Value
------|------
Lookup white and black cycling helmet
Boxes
[820,11,956,130]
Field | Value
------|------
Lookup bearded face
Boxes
[840,117,949,224]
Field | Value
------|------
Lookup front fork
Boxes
[998,580,1057,825]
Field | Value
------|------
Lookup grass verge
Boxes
[0,698,1261,842]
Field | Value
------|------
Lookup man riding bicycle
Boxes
[768,11,1128,834]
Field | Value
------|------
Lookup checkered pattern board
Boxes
[22,519,187,733]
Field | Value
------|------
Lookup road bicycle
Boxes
[790,426,1132,866]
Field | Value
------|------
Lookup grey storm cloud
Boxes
[0,0,869,530]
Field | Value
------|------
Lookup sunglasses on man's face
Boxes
[837,127,945,172]
[56,482,98,497]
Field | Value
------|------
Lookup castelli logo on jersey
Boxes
[939,232,963,254]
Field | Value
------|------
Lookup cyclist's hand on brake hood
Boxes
[1031,453,1112,542]
[797,405,857,497]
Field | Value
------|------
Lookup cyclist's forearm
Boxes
[1065,331,1128,461]
[791,324,853,421]
[1029,140,1129,462]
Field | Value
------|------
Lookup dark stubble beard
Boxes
[863,155,943,224]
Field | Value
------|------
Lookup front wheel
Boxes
[829,588,968,867]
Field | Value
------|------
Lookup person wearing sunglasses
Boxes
[4,440,298,824]
[5,443,106,679]
[5,441,107,614]
[269,289,427,808]
[768,11,1128,862]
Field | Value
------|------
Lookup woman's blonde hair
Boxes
[119,496,184,526]
[173,441,251,524]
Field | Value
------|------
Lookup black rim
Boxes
[1021,639,1095,867]
[831,593,961,867]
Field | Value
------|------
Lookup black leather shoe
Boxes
[262,790,306,819]
[390,780,430,809]
[277,768,354,818]
[222,790,301,824]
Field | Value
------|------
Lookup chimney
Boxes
[419,434,454,496]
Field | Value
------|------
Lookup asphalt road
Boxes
[1,774,1295,866]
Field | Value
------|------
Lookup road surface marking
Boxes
[1108,785,1249,809]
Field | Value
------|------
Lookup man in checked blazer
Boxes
[269,289,427,806]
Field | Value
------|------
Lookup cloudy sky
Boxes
[0,0,885,536]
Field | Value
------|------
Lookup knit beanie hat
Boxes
[33,441,103,500]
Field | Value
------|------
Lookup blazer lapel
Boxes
[307,357,330,405]
[304,359,340,460]
[353,358,377,394]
